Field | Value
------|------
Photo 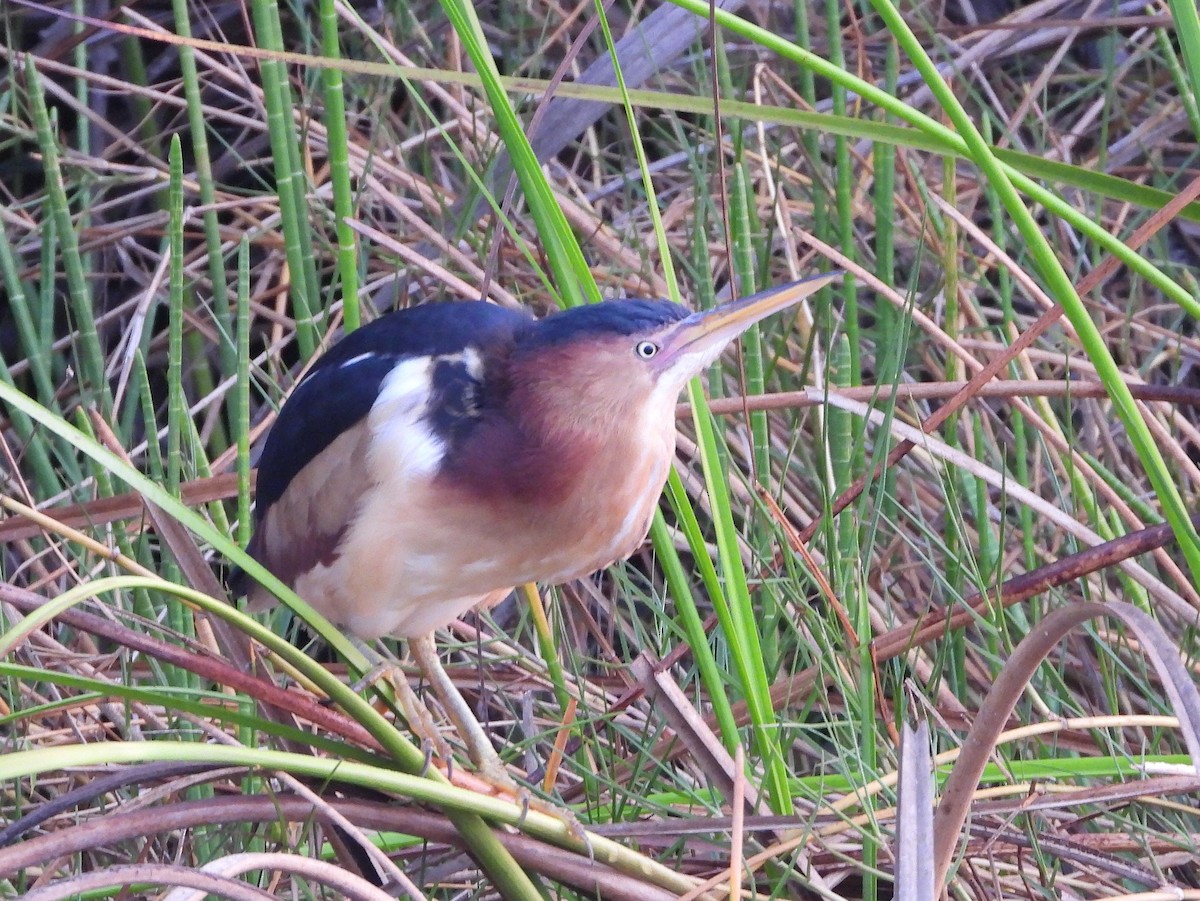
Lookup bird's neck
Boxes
[509,363,679,497]
[504,353,636,444]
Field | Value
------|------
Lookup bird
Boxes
[235,272,839,776]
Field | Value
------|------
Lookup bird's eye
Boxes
[635,341,659,360]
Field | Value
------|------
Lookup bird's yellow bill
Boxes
[667,271,842,354]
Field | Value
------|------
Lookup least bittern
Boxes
[234,272,839,775]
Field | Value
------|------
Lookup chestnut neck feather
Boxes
[438,339,637,506]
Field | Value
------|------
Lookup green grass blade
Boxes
[247,0,320,355]
[23,57,110,417]
[318,0,361,331]
[1167,0,1200,130]
[439,0,600,309]
[236,238,253,548]
[169,0,236,380]
[0,378,544,901]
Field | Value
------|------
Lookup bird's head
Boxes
[503,272,840,437]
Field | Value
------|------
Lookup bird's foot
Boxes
[525,793,589,846]
[459,766,588,846]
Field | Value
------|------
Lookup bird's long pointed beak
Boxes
[659,271,842,368]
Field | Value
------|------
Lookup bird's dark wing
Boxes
[255,301,532,514]
[252,353,400,515]
[235,301,532,599]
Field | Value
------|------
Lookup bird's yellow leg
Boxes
[408,632,515,788]
[410,634,589,843]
